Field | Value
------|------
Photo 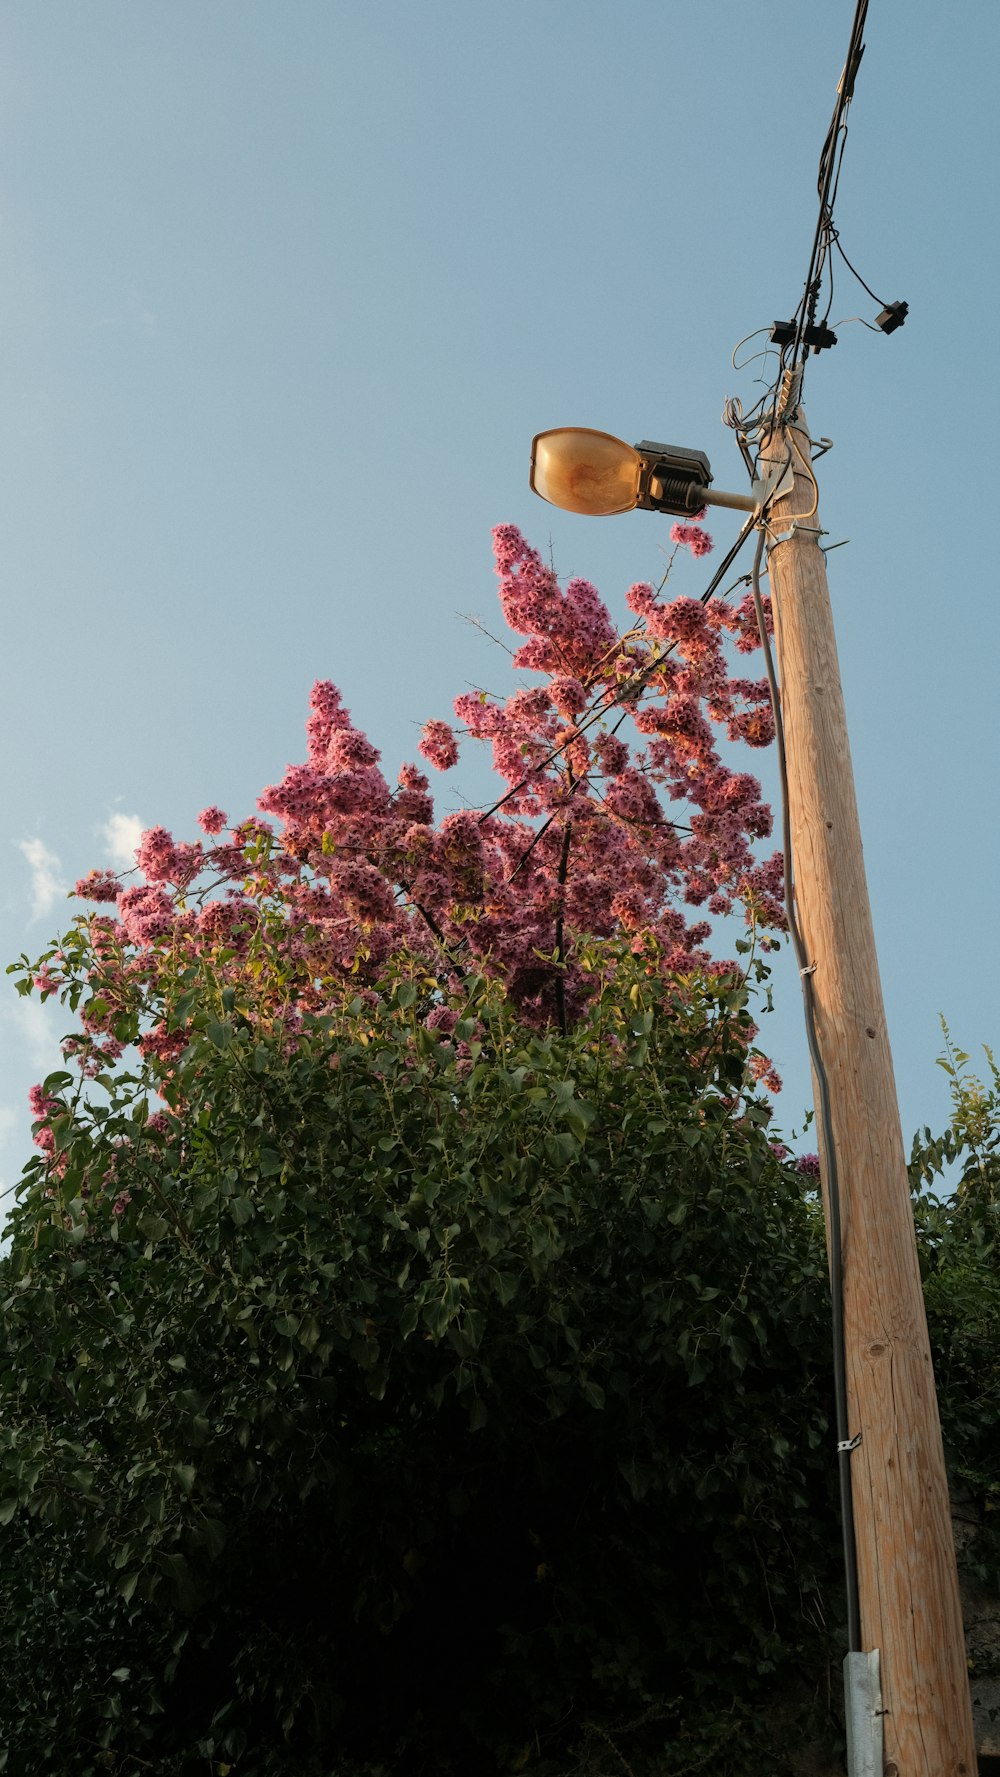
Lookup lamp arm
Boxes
[701,455,796,515]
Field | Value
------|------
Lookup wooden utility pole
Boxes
[759,404,976,1776]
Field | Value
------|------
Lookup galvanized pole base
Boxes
[844,1647,883,1776]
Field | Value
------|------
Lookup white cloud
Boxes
[102,811,145,872]
[16,837,66,921]
[7,995,64,1078]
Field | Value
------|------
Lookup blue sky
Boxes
[0,0,996,1196]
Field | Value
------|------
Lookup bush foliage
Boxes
[3,977,1000,1775]
[0,950,850,1776]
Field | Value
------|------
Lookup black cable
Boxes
[790,0,869,380]
[830,229,891,308]
[748,527,863,1653]
[696,512,757,605]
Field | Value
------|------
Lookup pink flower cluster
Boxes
[670,522,713,558]
[418,720,459,772]
[34,521,782,1130]
[75,869,122,903]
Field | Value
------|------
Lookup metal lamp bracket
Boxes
[751,456,796,514]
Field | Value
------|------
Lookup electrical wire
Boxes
[830,229,892,307]
[748,527,862,1654]
[731,326,777,372]
[727,0,869,444]
[793,0,868,369]
[829,314,882,334]
[766,425,820,531]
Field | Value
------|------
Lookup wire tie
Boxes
[768,523,825,544]
[837,1433,862,1454]
[799,963,817,978]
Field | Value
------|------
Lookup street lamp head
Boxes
[529,427,644,516]
[529,427,715,518]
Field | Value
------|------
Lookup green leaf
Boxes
[41,1071,74,1095]
[171,990,198,1026]
[137,1213,171,1243]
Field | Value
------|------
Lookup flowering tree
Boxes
[0,523,840,1777]
[24,522,784,1122]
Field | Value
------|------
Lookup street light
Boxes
[528,406,979,1775]
[529,425,763,518]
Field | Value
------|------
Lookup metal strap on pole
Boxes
[844,1650,883,1777]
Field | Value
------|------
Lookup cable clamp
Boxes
[799,963,817,978]
[837,1433,862,1454]
[769,522,827,545]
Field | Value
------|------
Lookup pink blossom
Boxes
[28,1083,60,1120]
[28,521,784,1083]
[425,1006,458,1035]
[136,827,178,883]
[305,680,352,766]
[197,898,259,952]
[328,860,398,926]
[118,885,176,947]
[138,1023,188,1066]
[728,708,775,749]
[593,733,629,777]
[74,869,123,903]
[418,719,460,772]
[625,582,658,618]
[207,842,247,879]
[749,1054,782,1094]
[327,729,380,772]
[795,1153,822,1179]
[669,522,713,558]
[549,676,588,718]
[655,597,710,646]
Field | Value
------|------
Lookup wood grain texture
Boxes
[760,411,976,1777]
